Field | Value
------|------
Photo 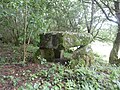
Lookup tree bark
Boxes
[109,26,120,64]
[109,0,120,64]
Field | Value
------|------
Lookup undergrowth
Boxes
[18,61,120,90]
[1,44,120,90]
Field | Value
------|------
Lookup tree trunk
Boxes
[109,0,120,64]
[23,1,28,63]
[109,26,120,64]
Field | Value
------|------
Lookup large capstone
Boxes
[40,32,64,50]
[40,32,92,49]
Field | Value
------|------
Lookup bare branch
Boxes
[90,0,94,31]
[100,0,115,16]
[93,19,105,38]
[92,16,101,30]
[96,36,111,41]
[93,19,106,39]
[94,0,118,24]
[82,2,90,33]
[84,12,90,33]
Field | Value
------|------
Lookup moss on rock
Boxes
[39,32,92,50]
[35,32,93,63]
[72,45,94,67]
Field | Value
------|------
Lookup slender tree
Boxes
[23,0,28,63]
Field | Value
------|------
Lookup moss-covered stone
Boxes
[36,31,93,63]
[34,49,55,62]
[39,32,64,50]
[40,49,55,62]
[63,32,92,49]
[72,45,94,67]
[39,32,92,50]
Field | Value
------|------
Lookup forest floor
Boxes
[0,63,50,90]
[0,43,50,90]
[0,42,120,89]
